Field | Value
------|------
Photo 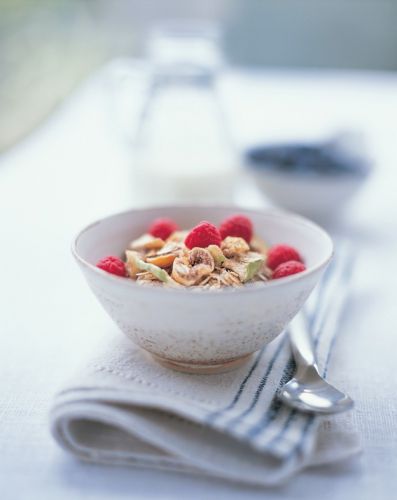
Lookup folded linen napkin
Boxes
[50,246,360,486]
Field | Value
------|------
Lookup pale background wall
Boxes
[1,0,396,152]
[225,0,397,70]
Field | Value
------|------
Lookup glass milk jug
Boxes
[132,23,238,205]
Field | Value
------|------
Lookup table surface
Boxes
[1,62,397,500]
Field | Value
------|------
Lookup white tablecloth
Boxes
[0,62,396,499]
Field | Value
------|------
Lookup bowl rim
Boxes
[71,205,334,296]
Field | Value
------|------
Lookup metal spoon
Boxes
[279,314,354,414]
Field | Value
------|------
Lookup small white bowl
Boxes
[250,168,366,221]
[72,206,333,374]
[245,140,370,221]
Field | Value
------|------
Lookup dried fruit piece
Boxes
[207,245,226,266]
[189,247,215,268]
[96,256,126,277]
[221,236,250,258]
[219,214,253,243]
[139,261,170,282]
[146,253,177,268]
[148,218,179,240]
[129,234,165,251]
[157,242,184,256]
[172,247,215,286]
[266,244,302,270]
[126,250,176,284]
[185,221,222,249]
[272,260,306,279]
[224,252,265,282]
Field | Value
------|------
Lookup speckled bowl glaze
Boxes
[72,206,333,374]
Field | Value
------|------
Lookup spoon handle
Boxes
[289,314,319,376]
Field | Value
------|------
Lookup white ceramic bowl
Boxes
[72,206,333,373]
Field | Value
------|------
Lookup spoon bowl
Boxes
[279,314,354,414]
[280,367,354,414]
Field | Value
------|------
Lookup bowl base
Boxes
[145,351,253,374]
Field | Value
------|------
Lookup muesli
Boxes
[96,215,306,288]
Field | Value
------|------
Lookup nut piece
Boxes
[223,252,265,282]
[125,250,141,278]
[171,247,215,286]
[221,236,250,258]
[250,235,268,254]
[157,242,185,256]
[166,230,188,243]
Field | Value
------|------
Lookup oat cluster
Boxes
[125,231,271,289]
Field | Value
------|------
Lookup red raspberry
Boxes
[219,214,253,243]
[148,218,179,240]
[267,244,303,270]
[272,260,306,279]
[185,221,222,249]
[96,256,126,277]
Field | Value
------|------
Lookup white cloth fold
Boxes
[50,245,360,486]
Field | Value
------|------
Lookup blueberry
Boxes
[246,142,367,177]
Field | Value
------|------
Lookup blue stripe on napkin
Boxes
[205,242,354,459]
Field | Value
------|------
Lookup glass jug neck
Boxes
[146,21,223,84]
